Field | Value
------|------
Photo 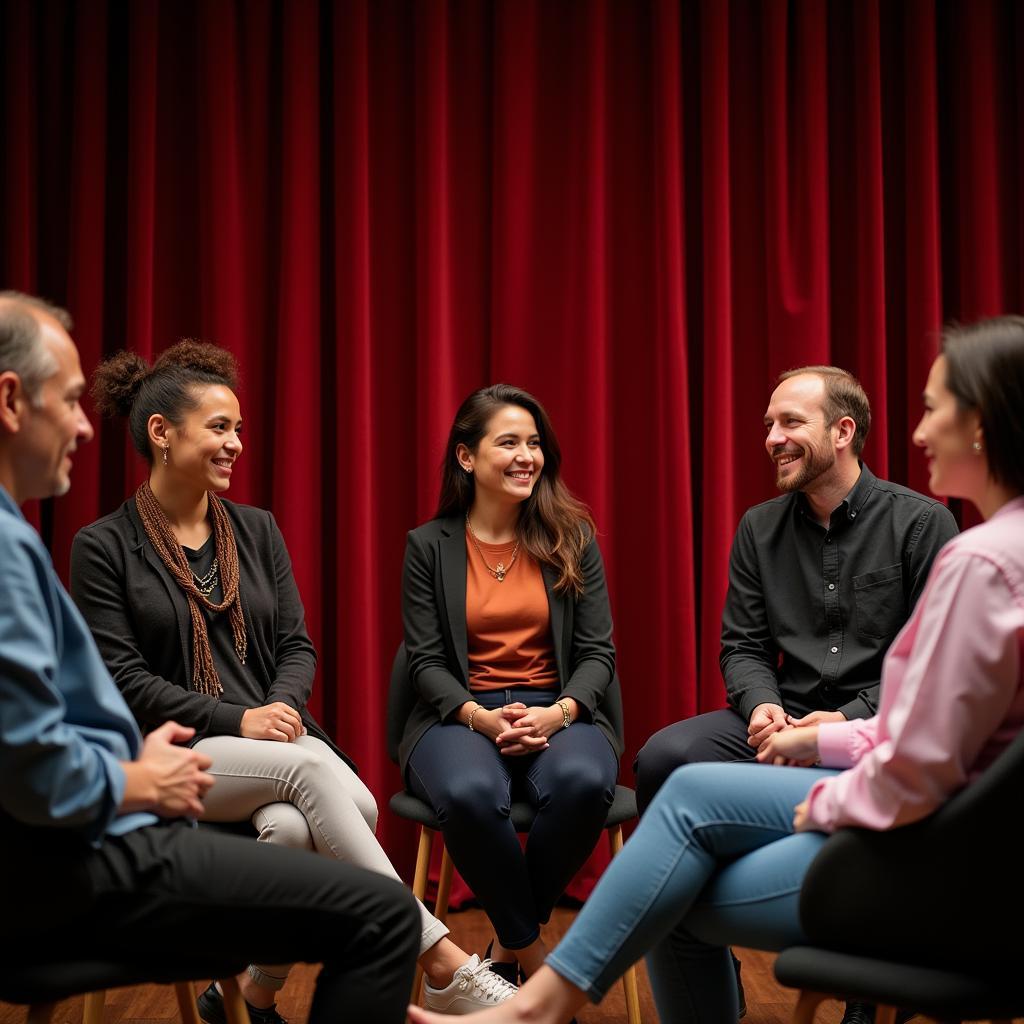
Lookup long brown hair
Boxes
[436,384,596,596]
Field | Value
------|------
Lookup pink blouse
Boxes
[805,496,1024,833]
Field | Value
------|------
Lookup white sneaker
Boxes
[423,954,518,1014]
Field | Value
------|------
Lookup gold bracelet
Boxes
[556,699,571,730]
[468,705,483,731]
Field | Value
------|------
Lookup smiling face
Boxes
[18,319,94,500]
[763,373,839,493]
[913,355,985,501]
[457,403,544,507]
[161,383,243,493]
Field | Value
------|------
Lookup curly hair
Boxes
[91,340,238,462]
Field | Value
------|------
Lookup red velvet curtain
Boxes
[3,0,1024,886]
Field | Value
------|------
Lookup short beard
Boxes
[775,445,836,493]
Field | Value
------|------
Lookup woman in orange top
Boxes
[400,384,624,988]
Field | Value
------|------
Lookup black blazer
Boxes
[399,514,624,773]
[70,497,354,771]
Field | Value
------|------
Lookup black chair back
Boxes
[800,724,1024,968]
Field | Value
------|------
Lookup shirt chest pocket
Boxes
[852,563,904,639]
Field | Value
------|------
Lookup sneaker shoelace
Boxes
[462,959,518,1003]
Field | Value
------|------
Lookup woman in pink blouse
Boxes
[408,316,1024,1024]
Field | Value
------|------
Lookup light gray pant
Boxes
[196,734,448,989]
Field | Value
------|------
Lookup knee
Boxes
[637,722,730,791]
[438,776,505,828]
[253,802,314,850]
[351,787,379,832]
[635,729,684,810]
[542,757,614,808]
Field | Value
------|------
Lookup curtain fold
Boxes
[3,0,1023,887]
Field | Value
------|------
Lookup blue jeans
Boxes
[545,761,838,1022]
[406,687,619,949]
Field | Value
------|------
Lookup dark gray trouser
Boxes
[634,707,755,814]
[14,822,420,1024]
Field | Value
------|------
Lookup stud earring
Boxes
[162,445,169,465]
[972,441,983,453]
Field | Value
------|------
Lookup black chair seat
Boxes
[390,783,637,833]
[775,947,1024,1021]
[0,958,247,1005]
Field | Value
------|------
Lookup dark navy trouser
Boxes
[406,686,618,949]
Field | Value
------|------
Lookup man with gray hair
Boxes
[635,365,958,1024]
[0,291,420,1023]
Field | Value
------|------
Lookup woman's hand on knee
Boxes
[241,701,304,742]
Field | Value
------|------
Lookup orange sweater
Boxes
[465,530,559,691]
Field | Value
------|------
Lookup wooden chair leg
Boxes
[83,991,106,1024]
[25,1003,56,1024]
[607,825,643,1024]
[173,982,201,1024]
[434,844,453,925]
[219,977,251,1024]
[791,990,830,1024]
[410,827,435,1006]
[874,1009,897,1024]
[412,827,434,902]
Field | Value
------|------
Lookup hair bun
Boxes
[154,339,238,386]
[90,350,151,418]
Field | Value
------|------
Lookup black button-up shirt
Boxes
[720,464,959,722]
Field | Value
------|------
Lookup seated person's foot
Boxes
[423,954,518,1014]
[483,940,519,987]
[840,1003,918,1024]
[197,982,287,1024]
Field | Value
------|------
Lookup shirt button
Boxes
[830,646,839,653]
[828,583,835,590]
[825,537,832,544]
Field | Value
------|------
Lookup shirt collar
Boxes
[796,462,876,528]
[0,485,25,521]
[989,494,1024,522]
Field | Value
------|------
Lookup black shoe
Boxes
[840,1004,917,1024]
[482,941,520,987]
[197,982,288,1024]
[732,951,747,1020]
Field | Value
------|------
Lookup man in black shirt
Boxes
[634,366,957,1024]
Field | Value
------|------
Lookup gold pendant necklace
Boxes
[466,513,520,582]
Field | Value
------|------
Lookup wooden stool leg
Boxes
[173,982,201,1024]
[83,991,106,1024]
[622,963,643,1024]
[434,844,453,925]
[26,1003,57,1024]
[219,977,251,1024]
[791,990,829,1024]
[412,827,434,902]
[410,827,435,1006]
[607,825,643,1024]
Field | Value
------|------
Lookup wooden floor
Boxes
[0,905,857,1024]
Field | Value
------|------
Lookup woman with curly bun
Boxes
[71,342,515,1021]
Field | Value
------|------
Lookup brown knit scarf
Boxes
[134,481,247,697]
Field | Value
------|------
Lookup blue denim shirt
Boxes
[0,486,156,845]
